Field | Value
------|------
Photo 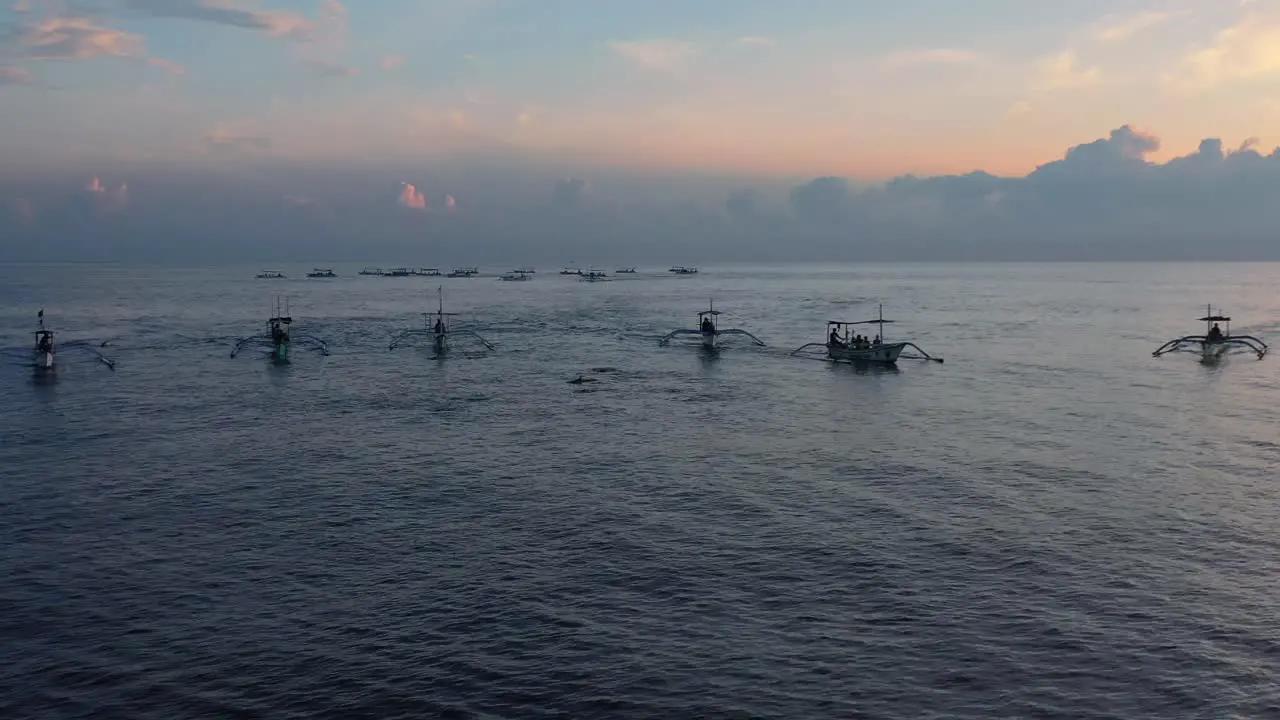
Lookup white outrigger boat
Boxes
[1152,305,1267,361]
[230,297,329,363]
[579,269,610,282]
[792,304,942,365]
[389,286,493,358]
[30,308,115,373]
[659,300,765,350]
[500,269,532,281]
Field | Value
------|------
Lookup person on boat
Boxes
[873,334,880,346]
[434,317,444,335]
[829,327,843,347]
[1207,323,1224,343]
[701,316,715,334]
[37,333,52,353]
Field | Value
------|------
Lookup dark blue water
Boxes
[3,263,1279,719]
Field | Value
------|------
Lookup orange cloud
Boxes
[398,182,426,209]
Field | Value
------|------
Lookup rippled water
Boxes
[2,262,1279,719]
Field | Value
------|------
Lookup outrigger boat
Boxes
[389,286,493,358]
[560,265,582,276]
[792,304,942,365]
[230,297,329,363]
[500,269,532,281]
[579,269,610,282]
[29,308,116,372]
[306,268,336,278]
[1152,305,1268,361]
[615,267,637,274]
[256,270,286,279]
[659,300,765,350]
[447,267,478,278]
[669,266,698,275]
[359,267,385,276]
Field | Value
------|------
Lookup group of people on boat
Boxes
[270,321,289,346]
[828,327,880,349]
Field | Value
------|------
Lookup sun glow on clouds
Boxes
[398,182,426,209]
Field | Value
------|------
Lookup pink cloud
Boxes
[445,194,457,211]
[0,67,32,85]
[122,0,313,40]
[147,57,186,75]
[22,17,144,60]
[86,176,128,209]
[381,54,407,71]
[398,182,426,209]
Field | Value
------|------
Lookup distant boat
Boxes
[418,268,441,276]
[500,272,530,281]
[306,268,336,278]
[518,267,536,274]
[256,270,286,279]
[579,269,610,282]
[358,267,384,276]
[615,267,637,274]
[385,267,414,277]
[669,266,698,275]
[447,267,478,278]
[560,265,581,276]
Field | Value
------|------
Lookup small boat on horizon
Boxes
[615,267,637,274]
[256,270,286,279]
[669,266,698,275]
[306,268,336,278]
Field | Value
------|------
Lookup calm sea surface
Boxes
[2,262,1279,719]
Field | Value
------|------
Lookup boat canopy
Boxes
[1198,314,1231,322]
[269,316,293,324]
[828,319,895,326]
[698,310,722,318]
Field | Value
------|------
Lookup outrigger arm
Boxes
[58,340,117,369]
[1153,335,1267,359]
[231,333,329,358]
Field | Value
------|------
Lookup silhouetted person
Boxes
[1208,323,1224,342]
[701,317,714,333]
[829,327,842,347]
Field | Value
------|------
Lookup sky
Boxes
[2,0,1280,262]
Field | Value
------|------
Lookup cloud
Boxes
[1168,13,1280,92]
[1031,50,1101,91]
[121,0,313,40]
[85,175,129,210]
[610,39,696,72]
[381,54,407,71]
[737,36,775,47]
[19,17,145,59]
[203,123,271,154]
[397,181,426,209]
[0,67,32,84]
[1092,11,1182,42]
[882,48,981,69]
[147,57,186,75]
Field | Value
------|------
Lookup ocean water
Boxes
[1,262,1279,719]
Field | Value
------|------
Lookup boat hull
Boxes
[1201,341,1230,362]
[827,342,905,364]
[34,351,55,371]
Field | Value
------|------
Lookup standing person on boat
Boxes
[434,317,444,334]
[701,316,714,333]
[829,326,843,347]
